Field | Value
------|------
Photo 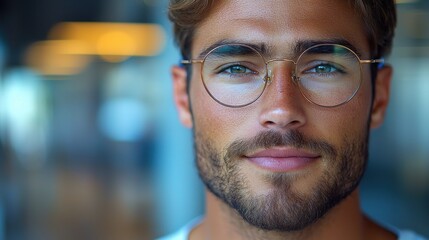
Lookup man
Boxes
[161,0,427,239]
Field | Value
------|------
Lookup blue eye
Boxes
[309,64,338,74]
[221,65,255,74]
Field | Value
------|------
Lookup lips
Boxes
[244,148,320,172]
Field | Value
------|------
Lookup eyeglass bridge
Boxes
[263,58,299,85]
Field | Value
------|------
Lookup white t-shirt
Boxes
[156,218,428,240]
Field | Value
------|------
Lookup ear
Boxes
[370,66,392,129]
[172,65,193,128]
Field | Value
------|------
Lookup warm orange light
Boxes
[25,40,91,76]
[97,31,136,56]
[49,22,166,58]
[96,31,136,62]
[24,22,166,75]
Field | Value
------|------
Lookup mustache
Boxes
[226,130,337,159]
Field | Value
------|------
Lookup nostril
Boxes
[265,120,275,126]
[289,120,301,126]
[262,115,304,130]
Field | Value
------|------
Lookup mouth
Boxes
[244,148,321,172]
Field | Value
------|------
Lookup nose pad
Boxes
[264,70,273,85]
[264,68,297,86]
[291,72,299,84]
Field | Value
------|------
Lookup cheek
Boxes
[349,70,374,128]
[191,75,235,145]
[190,75,257,150]
[310,79,373,144]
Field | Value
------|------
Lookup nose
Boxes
[258,62,307,130]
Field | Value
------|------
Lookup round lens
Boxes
[201,44,268,107]
[295,44,362,107]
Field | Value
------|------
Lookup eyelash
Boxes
[303,62,346,75]
[217,64,257,75]
[213,60,348,78]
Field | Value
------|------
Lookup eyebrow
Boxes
[294,38,362,58]
[196,38,362,59]
[196,39,273,59]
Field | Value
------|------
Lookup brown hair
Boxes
[168,0,396,59]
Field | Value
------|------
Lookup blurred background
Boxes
[0,0,427,239]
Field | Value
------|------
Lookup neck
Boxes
[190,189,386,240]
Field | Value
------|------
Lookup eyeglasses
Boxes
[182,43,384,108]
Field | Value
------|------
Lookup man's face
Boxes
[174,0,391,231]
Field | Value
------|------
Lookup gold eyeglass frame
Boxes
[182,43,384,108]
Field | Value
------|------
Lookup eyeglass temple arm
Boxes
[360,58,385,69]
[181,59,204,64]
[360,58,384,64]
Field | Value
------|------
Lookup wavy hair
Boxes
[168,0,396,60]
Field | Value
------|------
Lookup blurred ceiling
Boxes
[0,0,159,66]
[0,0,428,67]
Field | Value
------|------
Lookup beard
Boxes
[194,129,368,232]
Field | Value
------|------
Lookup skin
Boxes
[172,0,394,239]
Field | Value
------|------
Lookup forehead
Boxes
[192,0,369,58]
